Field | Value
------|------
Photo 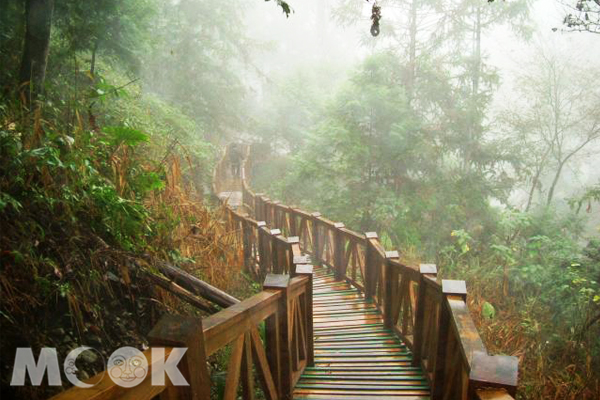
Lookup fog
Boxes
[227,0,600,226]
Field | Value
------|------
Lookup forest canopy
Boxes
[0,0,599,399]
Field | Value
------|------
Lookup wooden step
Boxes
[293,266,430,399]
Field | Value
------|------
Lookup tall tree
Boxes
[19,0,54,104]
[442,0,531,173]
[504,50,600,208]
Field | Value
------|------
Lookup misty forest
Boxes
[1,0,599,399]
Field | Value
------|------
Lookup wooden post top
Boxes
[263,274,290,289]
[293,255,311,265]
[287,236,300,244]
[365,232,378,239]
[148,314,203,345]
[419,264,437,275]
[311,212,321,218]
[470,351,519,396]
[385,251,400,259]
[270,228,282,236]
[257,221,267,227]
[333,222,345,229]
[442,279,467,300]
[295,265,313,275]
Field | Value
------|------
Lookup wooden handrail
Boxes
[51,271,314,400]
[53,142,517,399]
[234,143,519,400]
[52,144,316,400]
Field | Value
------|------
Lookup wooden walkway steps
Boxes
[217,190,243,208]
[293,267,430,400]
[50,143,519,400]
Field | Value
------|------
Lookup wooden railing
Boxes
[52,144,315,400]
[52,269,313,400]
[233,143,520,400]
[52,142,518,400]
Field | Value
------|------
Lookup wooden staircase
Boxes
[293,267,430,399]
[52,143,520,400]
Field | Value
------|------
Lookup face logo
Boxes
[107,347,148,388]
[64,346,105,388]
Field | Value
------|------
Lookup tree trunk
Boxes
[463,5,482,173]
[90,38,100,76]
[546,160,565,206]
[472,6,482,98]
[525,148,550,212]
[19,0,54,104]
[407,0,417,105]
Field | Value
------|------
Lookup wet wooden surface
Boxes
[218,191,243,208]
[293,267,430,399]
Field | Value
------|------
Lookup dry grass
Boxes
[464,275,600,400]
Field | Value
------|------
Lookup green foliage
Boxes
[482,301,496,320]
[143,0,251,138]
[53,0,156,72]
[265,53,502,256]
[104,126,149,146]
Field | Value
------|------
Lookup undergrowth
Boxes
[251,154,600,399]
[0,67,253,399]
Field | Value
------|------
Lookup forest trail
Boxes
[215,164,431,399]
[293,266,430,399]
[217,191,243,209]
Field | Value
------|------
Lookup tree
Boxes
[273,54,503,254]
[19,0,54,104]
[557,0,600,34]
[504,50,600,209]
[52,0,155,75]
[143,0,251,141]
[442,0,531,173]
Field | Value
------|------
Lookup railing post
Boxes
[383,251,400,328]
[240,217,251,271]
[288,206,298,237]
[287,236,301,275]
[469,351,519,399]
[148,315,210,400]
[311,212,321,265]
[364,232,379,299]
[413,264,437,367]
[432,280,467,399]
[270,229,283,274]
[273,200,281,228]
[263,197,272,225]
[295,264,314,367]
[257,222,269,277]
[333,222,345,280]
[255,193,264,221]
[264,274,293,400]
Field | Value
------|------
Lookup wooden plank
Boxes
[145,272,217,313]
[203,291,280,356]
[224,335,245,400]
[157,263,240,308]
[475,388,514,400]
[147,315,210,400]
[250,327,279,400]
[241,332,255,400]
[49,348,173,400]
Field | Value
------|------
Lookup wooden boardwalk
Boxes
[294,267,430,399]
[217,190,243,209]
